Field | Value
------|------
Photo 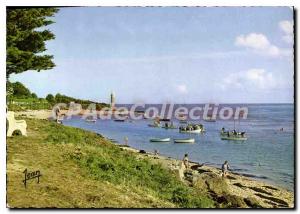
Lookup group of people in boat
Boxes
[221,127,246,137]
[179,123,204,132]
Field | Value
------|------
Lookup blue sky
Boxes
[10,7,294,103]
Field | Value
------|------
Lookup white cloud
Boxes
[279,20,293,44]
[176,84,188,94]
[235,33,280,57]
[220,69,277,90]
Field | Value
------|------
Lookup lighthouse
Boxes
[110,91,115,111]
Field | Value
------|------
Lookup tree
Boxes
[6,8,58,78]
[46,94,55,103]
[31,93,38,99]
[11,81,31,98]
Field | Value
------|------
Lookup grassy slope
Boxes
[7,118,214,208]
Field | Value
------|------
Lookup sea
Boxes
[62,103,294,191]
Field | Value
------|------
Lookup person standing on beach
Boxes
[124,136,128,145]
[222,160,230,178]
[183,154,189,170]
[54,106,61,123]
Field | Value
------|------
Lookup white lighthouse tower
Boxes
[110,91,116,111]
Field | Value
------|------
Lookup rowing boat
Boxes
[150,138,171,142]
[221,136,247,141]
[174,138,195,143]
[179,129,202,134]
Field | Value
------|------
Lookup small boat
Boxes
[114,119,125,122]
[179,124,205,133]
[204,118,216,122]
[220,127,247,140]
[159,118,171,122]
[174,138,195,143]
[86,119,96,123]
[221,136,247,141]
[179,129,202,133]
[162,126,177,129]
[150,138,171,142]
[148,124,161,128]
[162,122,177,129]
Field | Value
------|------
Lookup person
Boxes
[233,130,237,135]
[221,127,225,132]
[222,160,230,178]
[124,136,128,145]
[183,154,189,169]
[54,106,61,123]
[154,149,159,156]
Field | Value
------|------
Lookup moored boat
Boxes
[114,119,125,122]
[150,138,171,142]
[86,119,96,123]
[179,129,202,133]
[148,124,161,128]
[221,136,247,141]
[162,122,177,129]
[174,138,195,143]
[179,123,205,133]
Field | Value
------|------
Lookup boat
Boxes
[204,117,216,122]
[179,124,205,133]
[148,124,161,128]
[220,118,247,141]
[179,129,202,133]
[150,138,171,142]
[159,118,171,122]
[162,126,177,129]
[179,120,188,124]
[174,138,195,143]
[86,119,96,123]
[148,120,161,128]
[162,122,177,129]
[221,136,247,141]
[85,116,96,123]
[114,119,125,122]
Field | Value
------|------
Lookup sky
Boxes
[10,7,294,104]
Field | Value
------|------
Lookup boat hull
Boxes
[174,138,195,143]
[148,124,161,128]
[179,129,203,134]
[221,136,247,141]
[150,138,171,142]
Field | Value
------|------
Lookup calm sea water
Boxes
[62,104,294,191]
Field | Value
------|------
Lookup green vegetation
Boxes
[6,8,58,77]
[7,118,214,208]
[7,81,109,111]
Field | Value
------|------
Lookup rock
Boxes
[244,197,263,208]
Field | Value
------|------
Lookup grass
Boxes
[7,118,215,208]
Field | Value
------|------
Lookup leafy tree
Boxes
[6,8,58,78]
[46,94,55,103]
[31,93,38,98]
[11,81,31,98]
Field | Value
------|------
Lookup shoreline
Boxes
[15,109,294,208]
[115,143,294,208]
